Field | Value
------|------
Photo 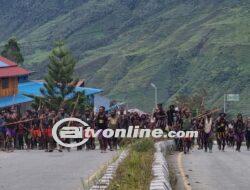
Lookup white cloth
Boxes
[204,117,212,134]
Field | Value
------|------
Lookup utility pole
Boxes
[224,94,226,113]
[151,83,158,108]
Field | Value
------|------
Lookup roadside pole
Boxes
[151,83,158,108]
[224,94,226,113]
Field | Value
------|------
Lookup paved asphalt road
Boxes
[0,149,117,190]
[181,147,250,190]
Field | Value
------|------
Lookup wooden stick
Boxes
[67,93,80,127]
[4,116,48,126]
[192,108,220,119]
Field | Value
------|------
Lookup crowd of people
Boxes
[153,104,250,153]
[0,106,147,153]
[0,104,249,154]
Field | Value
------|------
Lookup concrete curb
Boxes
[150,141,175,190]
[89,150,129,190]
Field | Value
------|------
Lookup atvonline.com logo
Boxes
[52,118,198,148]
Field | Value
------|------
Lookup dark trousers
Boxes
[228,136,235,147]
[235,133,244,151]
[25,135,31,149]
[108,137,118,150]
[0,133,5,150]
[217,132,226,150]
[98,132,107,151]
[217,139,226,150]
[245,132,250,150]
[183,138,191,154]
[76,138,83,150]
[246,139,250,150]
[204,133,213,151]
[197,131,204,149]
[18,134,24,149]
[86,137,95,150]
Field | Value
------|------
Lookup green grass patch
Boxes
[108,139,155,190]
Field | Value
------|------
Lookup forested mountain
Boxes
[0,0,249,113]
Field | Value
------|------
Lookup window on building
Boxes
[2,78,9,89]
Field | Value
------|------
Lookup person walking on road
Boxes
[197,118,205,150]
[167,105,176,129]
[108,110,119,151]
[203,112,214,153]
[83,109,95,150]
[246,117,250,151]
[0,113,6,150]
[117,107,130,130]
[153,103,167,131]
[181,109,192,154]
[234,114,245,152]
[227,121,235,147]
[215,113,228,151]
[95,106,108,153]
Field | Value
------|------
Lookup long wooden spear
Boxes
[192,108,220,119]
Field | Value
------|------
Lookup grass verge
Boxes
[108,138,155,190]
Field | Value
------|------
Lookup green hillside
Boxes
[0,0,249,114]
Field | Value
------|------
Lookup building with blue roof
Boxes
[0,56,103,109]
[0,81,103,109]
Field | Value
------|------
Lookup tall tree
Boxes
[1,38,24,65]
[27,42,83,112]
[41,42,78,112]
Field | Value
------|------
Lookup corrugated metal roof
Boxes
[0,56,17,67]
[0,61,9,68]
[0,66,31,78]
[0,81,103,108]
[0,94,32,108]
[18,81,103,96]
[0,56,31,78]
